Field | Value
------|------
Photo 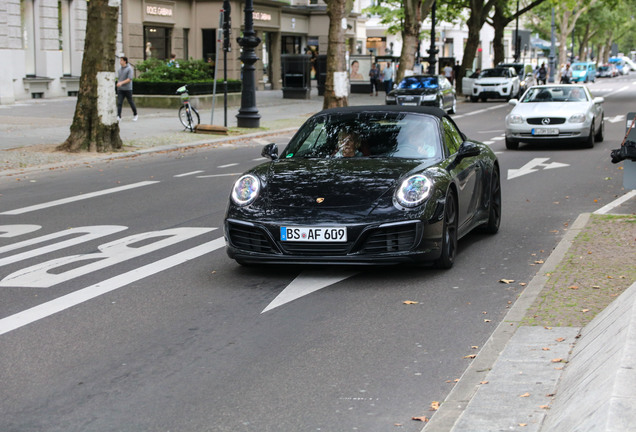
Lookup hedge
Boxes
[134,80,242,95]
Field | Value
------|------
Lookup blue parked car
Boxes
[571,62,596,83]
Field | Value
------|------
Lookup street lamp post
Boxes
[514,0,520,62]
[236,0,261,128]
[427,1,437,75]
[548,7,556,83]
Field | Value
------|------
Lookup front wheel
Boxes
[481,167,501,234]
[505,136,519,150]
[595,117,604,142]
[434,190,458,269]
[179,105,200,132]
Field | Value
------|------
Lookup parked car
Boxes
[571,62,597,83]
[597,64,618,78]
[470,67,520,102]
[497,63,536,94]
[225,106,501,269]
[505,84,604,150]
[609,57,629,75]
[385,75,456,114]
[461,69,481,98]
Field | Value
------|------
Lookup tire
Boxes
[481,167,501,234]
[595,117,604,142]
[179,105,200,132]
[505,136,519,150]
[434,189,458,269]
[449,96,457,114]
[583,124,594,149]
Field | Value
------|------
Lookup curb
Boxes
[422,213,592,431]
[0,127,300,178]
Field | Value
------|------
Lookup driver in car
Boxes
[333,130,363,158]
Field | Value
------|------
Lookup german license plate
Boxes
[401,102,418,106]
[531,128,559,136]
[280,226,347,242]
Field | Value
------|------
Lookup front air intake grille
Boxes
[359,224,418,253]
[279,242,351,256]
[227,224,276,253]
[527,117,566,125]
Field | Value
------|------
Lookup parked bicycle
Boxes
[176,85,200,132]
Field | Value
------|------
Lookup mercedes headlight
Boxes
[231,174,260,206]
[507,114,524,124]
[395,174,433,208]
[569,113,586,123]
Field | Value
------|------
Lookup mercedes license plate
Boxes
[401,102,418,106]
[531,128,559,136]
[280,226,347,242]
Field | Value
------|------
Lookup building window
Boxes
[202,28,217,62]
[443,38,454,58]
[21,0,36,76]
[282,36,301,54]
[183,28,189,60]
[144,26,172,60]
[58,0,72,75]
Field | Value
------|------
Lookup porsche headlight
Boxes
[508,114,524,124]
[231,174,260,206]
[395,174,433,208]
[569,113,586,123]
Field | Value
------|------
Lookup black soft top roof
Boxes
[314,104,447,119]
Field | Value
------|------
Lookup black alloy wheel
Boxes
[434,190,458,269]
[482,167,502,234]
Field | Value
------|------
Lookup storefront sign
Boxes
[253,11,272,21]
[146,5,173,16]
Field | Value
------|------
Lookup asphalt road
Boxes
[0,76,633,432]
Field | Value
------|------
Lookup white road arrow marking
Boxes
[507,158,570,180]
[607,115,625,123]
[262,269,358,313]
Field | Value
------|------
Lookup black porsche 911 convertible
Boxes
[224,105,501,268]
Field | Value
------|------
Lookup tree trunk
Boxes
[396,0,428,83]
[461,0,495,92]
[491,3,507,66]
[58,0,121,152]
[323,0,352,109]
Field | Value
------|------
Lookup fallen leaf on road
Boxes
[519,423,528,427]
[542,347,550,351]
[430,401,440,411]
[535,260,545,264]
[569,285,579,290]
[403,300,418,305]
[519,392,530,398]
[471,346,479,349]
[499,279,515,284]
[464,354,476,359]
[555,338,565,342]
[480,381,489,385]
[412,416,429,422]
[551,358,564,363]
[581,309,590,313]
[540,405,550,409]
[484,319,491,322]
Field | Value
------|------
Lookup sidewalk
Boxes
[1,86,635,432]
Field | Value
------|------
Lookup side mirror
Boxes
[261,143,279,160]
[508,99,519,106]
[593,97,604,104]
[457,141,481,159]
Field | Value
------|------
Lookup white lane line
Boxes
[594,190,636,215]
[0,237,226,336]
[604,85,629,98]
[174,170,205,177]
[483,141,495,145]
[196,173,241,178]
[262,270,358,313]
[606,115,625,124]
[217,163,239,168]
[453,104,508,119]
[0,181,160,216]
[491,137,504,141]
[252,157,267,162]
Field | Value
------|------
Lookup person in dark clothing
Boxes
[369,63,380,96]
[116,56,138,122]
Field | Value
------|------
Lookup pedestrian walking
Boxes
[536,62,547,84]
[560,63,572,84]
[443,63,454,84]
[116,56,138,122]
[383,62,394,93]
[369,63,380,96]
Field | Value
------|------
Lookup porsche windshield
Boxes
[397,76,439,89]
[281,112,442,160]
